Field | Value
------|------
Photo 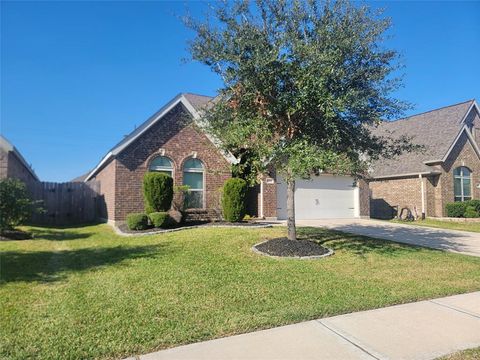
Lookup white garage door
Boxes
[276,175,358,220]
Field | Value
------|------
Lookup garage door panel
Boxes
[276,175,356,220]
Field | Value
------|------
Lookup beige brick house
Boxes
[369,99,480,219]
[85,93,370,224]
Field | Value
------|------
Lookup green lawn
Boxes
[392,218,480,232]
[1,224,480,360]
[439,347,480,359]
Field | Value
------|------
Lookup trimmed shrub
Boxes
[445,202,467,218]
[143,172,173,213]
[149,212,170,228]
[222,178,247,222]
[126,213,149,230]
[0,178,39,232]
[466,199,480,213]
[464,205,479,218]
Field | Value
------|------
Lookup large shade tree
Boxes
[185,0,415,240]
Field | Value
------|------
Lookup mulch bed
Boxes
[254,238,331,258]
[0,229,33,241]
[117,221,270,234]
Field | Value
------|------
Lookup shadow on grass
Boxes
[297,227,425,257]
[1,244,167,283]
[28,228,95,241]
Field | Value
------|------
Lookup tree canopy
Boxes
[185,0,416,239]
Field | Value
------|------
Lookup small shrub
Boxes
[126,213,149,230]
[445,202,467,218]
[222,178,247,222]
[143,172,173,213]
[0,178,41,232]
[149,212,170,228]
[464,205,479,218]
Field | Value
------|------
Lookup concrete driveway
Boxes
[296,218,480,257]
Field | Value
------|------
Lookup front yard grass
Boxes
[1,224,480,359]
[439,347,480,359]
[392,218,480,233]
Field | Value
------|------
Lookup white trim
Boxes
[419,174,425,218]
[353,184,360,218]
[440,125,480,164]
[370,171,441,180]
[460,100,480,124]
[260,180,264,218]
[85,94,238,181]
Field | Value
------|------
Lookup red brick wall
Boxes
[93,159,116,221]
[358,179,370,217]
[95,104,232,222]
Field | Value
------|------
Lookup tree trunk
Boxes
[286,177,296,240]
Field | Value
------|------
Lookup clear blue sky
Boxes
[1,1,479,182]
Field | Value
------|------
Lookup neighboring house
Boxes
[0,135,39,188]
[85,93,370,224]
[369,99,480,219]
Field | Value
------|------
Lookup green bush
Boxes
[445,200,480,218]
[126,213,149,230]
[466,199,480,213]
[0,178,38,232]
[222,178,247,222]
[445,202,467,217]
[464,205,479,218]
[143,172,173,213]
[149,212,170,228]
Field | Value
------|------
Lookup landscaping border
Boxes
[251,239,334,260]
[113,222,273,237]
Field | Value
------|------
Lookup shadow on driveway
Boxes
[297,219,480,257]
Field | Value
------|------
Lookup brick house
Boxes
[0,135,39,188]
[369,99,480,219]
[85,93,370,224]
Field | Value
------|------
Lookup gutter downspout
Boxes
[419,174,426,220]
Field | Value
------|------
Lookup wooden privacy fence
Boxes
[30,181,101,226]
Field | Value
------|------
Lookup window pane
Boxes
[454,178,462,197]
[463,178,472,197]
[183,172,203,190]
[185,191,203,208]
[150,156,173,169]
[453,167,462,176]
[184,158,204,170]
[454,196,463,202]
[462,167,471,177]
[153,170,172,177]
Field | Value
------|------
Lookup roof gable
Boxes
[369,100,478,178]
[85,93,236,181]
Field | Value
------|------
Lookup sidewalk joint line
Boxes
[316,320,382,360]
[429,300,480,319]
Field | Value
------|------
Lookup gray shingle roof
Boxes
[182,93,213,111]
[369,100,476,178]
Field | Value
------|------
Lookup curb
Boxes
[113,223,273,237]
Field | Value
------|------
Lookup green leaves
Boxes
[185,0,413,182]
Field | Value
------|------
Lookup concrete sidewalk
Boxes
[128,292,480,360]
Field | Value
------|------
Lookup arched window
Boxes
[454,166,472,202]
[183,158,204,208]
[149,156,173,177]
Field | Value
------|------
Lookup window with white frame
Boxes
[183,158,204,208]
[149,156,173,177]
[454,166,472,202]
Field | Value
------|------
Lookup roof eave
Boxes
[85,94,238,182]
[370,171,441,180]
